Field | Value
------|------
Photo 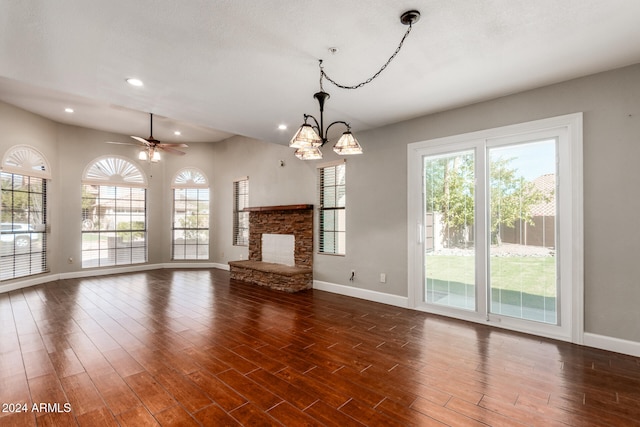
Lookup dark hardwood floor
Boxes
[1,269,639,426]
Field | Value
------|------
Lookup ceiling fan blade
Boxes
[131,136,152,146]
[105,141,139,146]
[160,146,187,155]
[157,143,189,148]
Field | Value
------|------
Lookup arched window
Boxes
[171,168,209,260]
[81,156,147,268]
[1,145,50,280]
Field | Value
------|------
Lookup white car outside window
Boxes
[0,223,41,250]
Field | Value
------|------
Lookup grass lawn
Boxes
[426,253,557,322]
[426,254,556,296]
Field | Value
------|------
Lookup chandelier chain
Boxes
[320,22,413,90]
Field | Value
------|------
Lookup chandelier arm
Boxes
[320,22,414,90]
[325,120,351,136]
[304,114,321,133]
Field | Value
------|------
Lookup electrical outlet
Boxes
[380,273,386,283]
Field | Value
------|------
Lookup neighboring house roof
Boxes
[530,174,555,216]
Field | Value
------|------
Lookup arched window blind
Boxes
[172,168,208,188]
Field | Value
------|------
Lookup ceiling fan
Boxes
[107,113,188,162]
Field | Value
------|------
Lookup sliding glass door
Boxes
[488,140,557,324]
[408,114,582,341]
[424,149,476,310]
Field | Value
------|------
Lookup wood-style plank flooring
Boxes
[1,268,639,426]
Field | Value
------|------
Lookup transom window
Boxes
[172,168,209,260]
[81,156,147,268]
[1,145,50,280]
[318,160,346,255]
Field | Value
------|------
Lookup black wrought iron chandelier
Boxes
[290,10,420,160]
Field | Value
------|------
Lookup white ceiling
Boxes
[2,0,640,145]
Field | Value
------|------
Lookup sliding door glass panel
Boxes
[489,140,557,324]
[424,150,475,310]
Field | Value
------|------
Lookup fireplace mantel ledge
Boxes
[243,204,313,212]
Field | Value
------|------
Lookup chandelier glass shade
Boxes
[289,123,322,148]
[332,131,362,155]
[294,145,323,160]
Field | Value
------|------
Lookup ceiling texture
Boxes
[2,0,640,145]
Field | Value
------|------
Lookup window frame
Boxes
[1,145,51,281]
[233,177,249,247]
[81,156,147,268]
[318,160,346,256]
[171,168,210,261]
[1,172,48,280]
[408,113,584,343]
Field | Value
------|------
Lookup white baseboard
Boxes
[211,262,230,271]
[313,280,408,308]
[0,273,61,294]
[1,262,229,294]
[583,332,640,357]
[59,263,163,280]
[161,262,227,270]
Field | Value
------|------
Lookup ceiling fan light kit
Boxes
[138,148,161,162]
[107,113,188,163]
[290,10,420,160]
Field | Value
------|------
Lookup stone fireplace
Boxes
[228,204,313,292]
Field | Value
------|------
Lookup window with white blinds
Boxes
[81,156,147,268]
[172,168,209,260]
[1,173,48,280]
[318,160,346,255]
[1,145,51,281]
[233,177,249,246]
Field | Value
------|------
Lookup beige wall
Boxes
[1,62,640,344]
[204,135,316,264]
[347,63,640,342]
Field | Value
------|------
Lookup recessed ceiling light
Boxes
[126,78,144,87]
[174,131,181,136]
[64,107,74,113]
[278,124,287,130]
